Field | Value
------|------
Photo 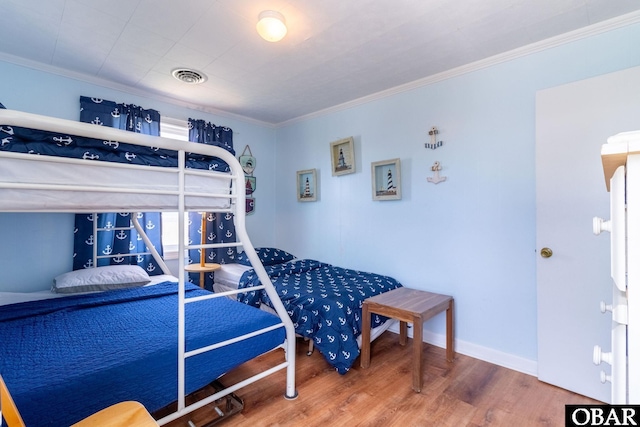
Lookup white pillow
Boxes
[52,265,151,294]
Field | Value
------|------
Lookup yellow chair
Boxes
[71,401,158,427]
[1,375,158,427]
[0,375,24,427]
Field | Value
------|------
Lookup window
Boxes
[159,118,189,259]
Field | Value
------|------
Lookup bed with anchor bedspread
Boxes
[237,259,402,374]
[0,124,229,170]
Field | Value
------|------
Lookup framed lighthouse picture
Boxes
[330,137,355,176]
[372,158,401,201]
[297,169,317,202]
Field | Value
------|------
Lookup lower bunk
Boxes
[0,279,287,426]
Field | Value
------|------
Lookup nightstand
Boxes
[361,287,454,392]
[184,263,221,289]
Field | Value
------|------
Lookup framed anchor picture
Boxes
[330,137,355,176]
[371,158,402,201]
[297,169,317,202]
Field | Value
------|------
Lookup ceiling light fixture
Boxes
[256,10,287,42]
[171,68,207,84]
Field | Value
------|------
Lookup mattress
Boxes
[0,109,240,212]
[0,274,179,306]
[213,263,252,293]
[0,152,232,212]
[0,281,285,426]
[213,263,396,349]
[238,259,403,373]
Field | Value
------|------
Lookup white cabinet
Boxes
[596,130,640,403]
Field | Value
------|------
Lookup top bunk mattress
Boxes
[0,152,233,211]
[0,109,241,212]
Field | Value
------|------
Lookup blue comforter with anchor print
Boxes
[0,124,230,170]
[237,259,402,374]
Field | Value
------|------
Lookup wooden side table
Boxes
[360,287,454,392]
[184,263,220,288]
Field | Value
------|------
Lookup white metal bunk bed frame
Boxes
[0,109,297,424]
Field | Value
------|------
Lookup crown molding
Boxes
[2,9,639,129]
[278,10,640,127]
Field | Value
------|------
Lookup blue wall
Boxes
[1,21,639,368]
[0,60,277,291]
[272,22,640,365]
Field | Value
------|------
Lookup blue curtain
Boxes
[73,97,164,274]
[187,118,236,290]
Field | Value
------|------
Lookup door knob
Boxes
[540,247,553,258]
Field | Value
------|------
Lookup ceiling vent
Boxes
[172,68,207,84]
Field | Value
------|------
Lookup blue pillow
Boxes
[0,102,5,109]
[237,247,295,266]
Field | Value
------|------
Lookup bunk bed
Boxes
[214,251,403,374]
[0,108,297,426]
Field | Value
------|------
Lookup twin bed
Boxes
[214,250,403,374]
[0,107,402,426]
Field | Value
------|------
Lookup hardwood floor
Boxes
[159,332,600,426]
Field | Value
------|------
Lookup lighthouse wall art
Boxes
[297,169,317,202]
[371,158,402,201]
[329,136,355,176]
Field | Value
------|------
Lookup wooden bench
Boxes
[360,287,454,392]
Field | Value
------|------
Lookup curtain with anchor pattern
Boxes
[72,97,164,274]
[187,118,236,290]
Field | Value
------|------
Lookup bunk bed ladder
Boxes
[157,150,297,426]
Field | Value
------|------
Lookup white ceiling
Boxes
[1,0,639,124]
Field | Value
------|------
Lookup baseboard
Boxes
[386,323,538,377]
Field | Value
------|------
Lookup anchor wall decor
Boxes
[427,161,447,184]
[425,126,443,150]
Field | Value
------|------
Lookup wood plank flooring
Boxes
[158,332,601,426]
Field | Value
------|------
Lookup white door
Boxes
[536,66,640,403]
